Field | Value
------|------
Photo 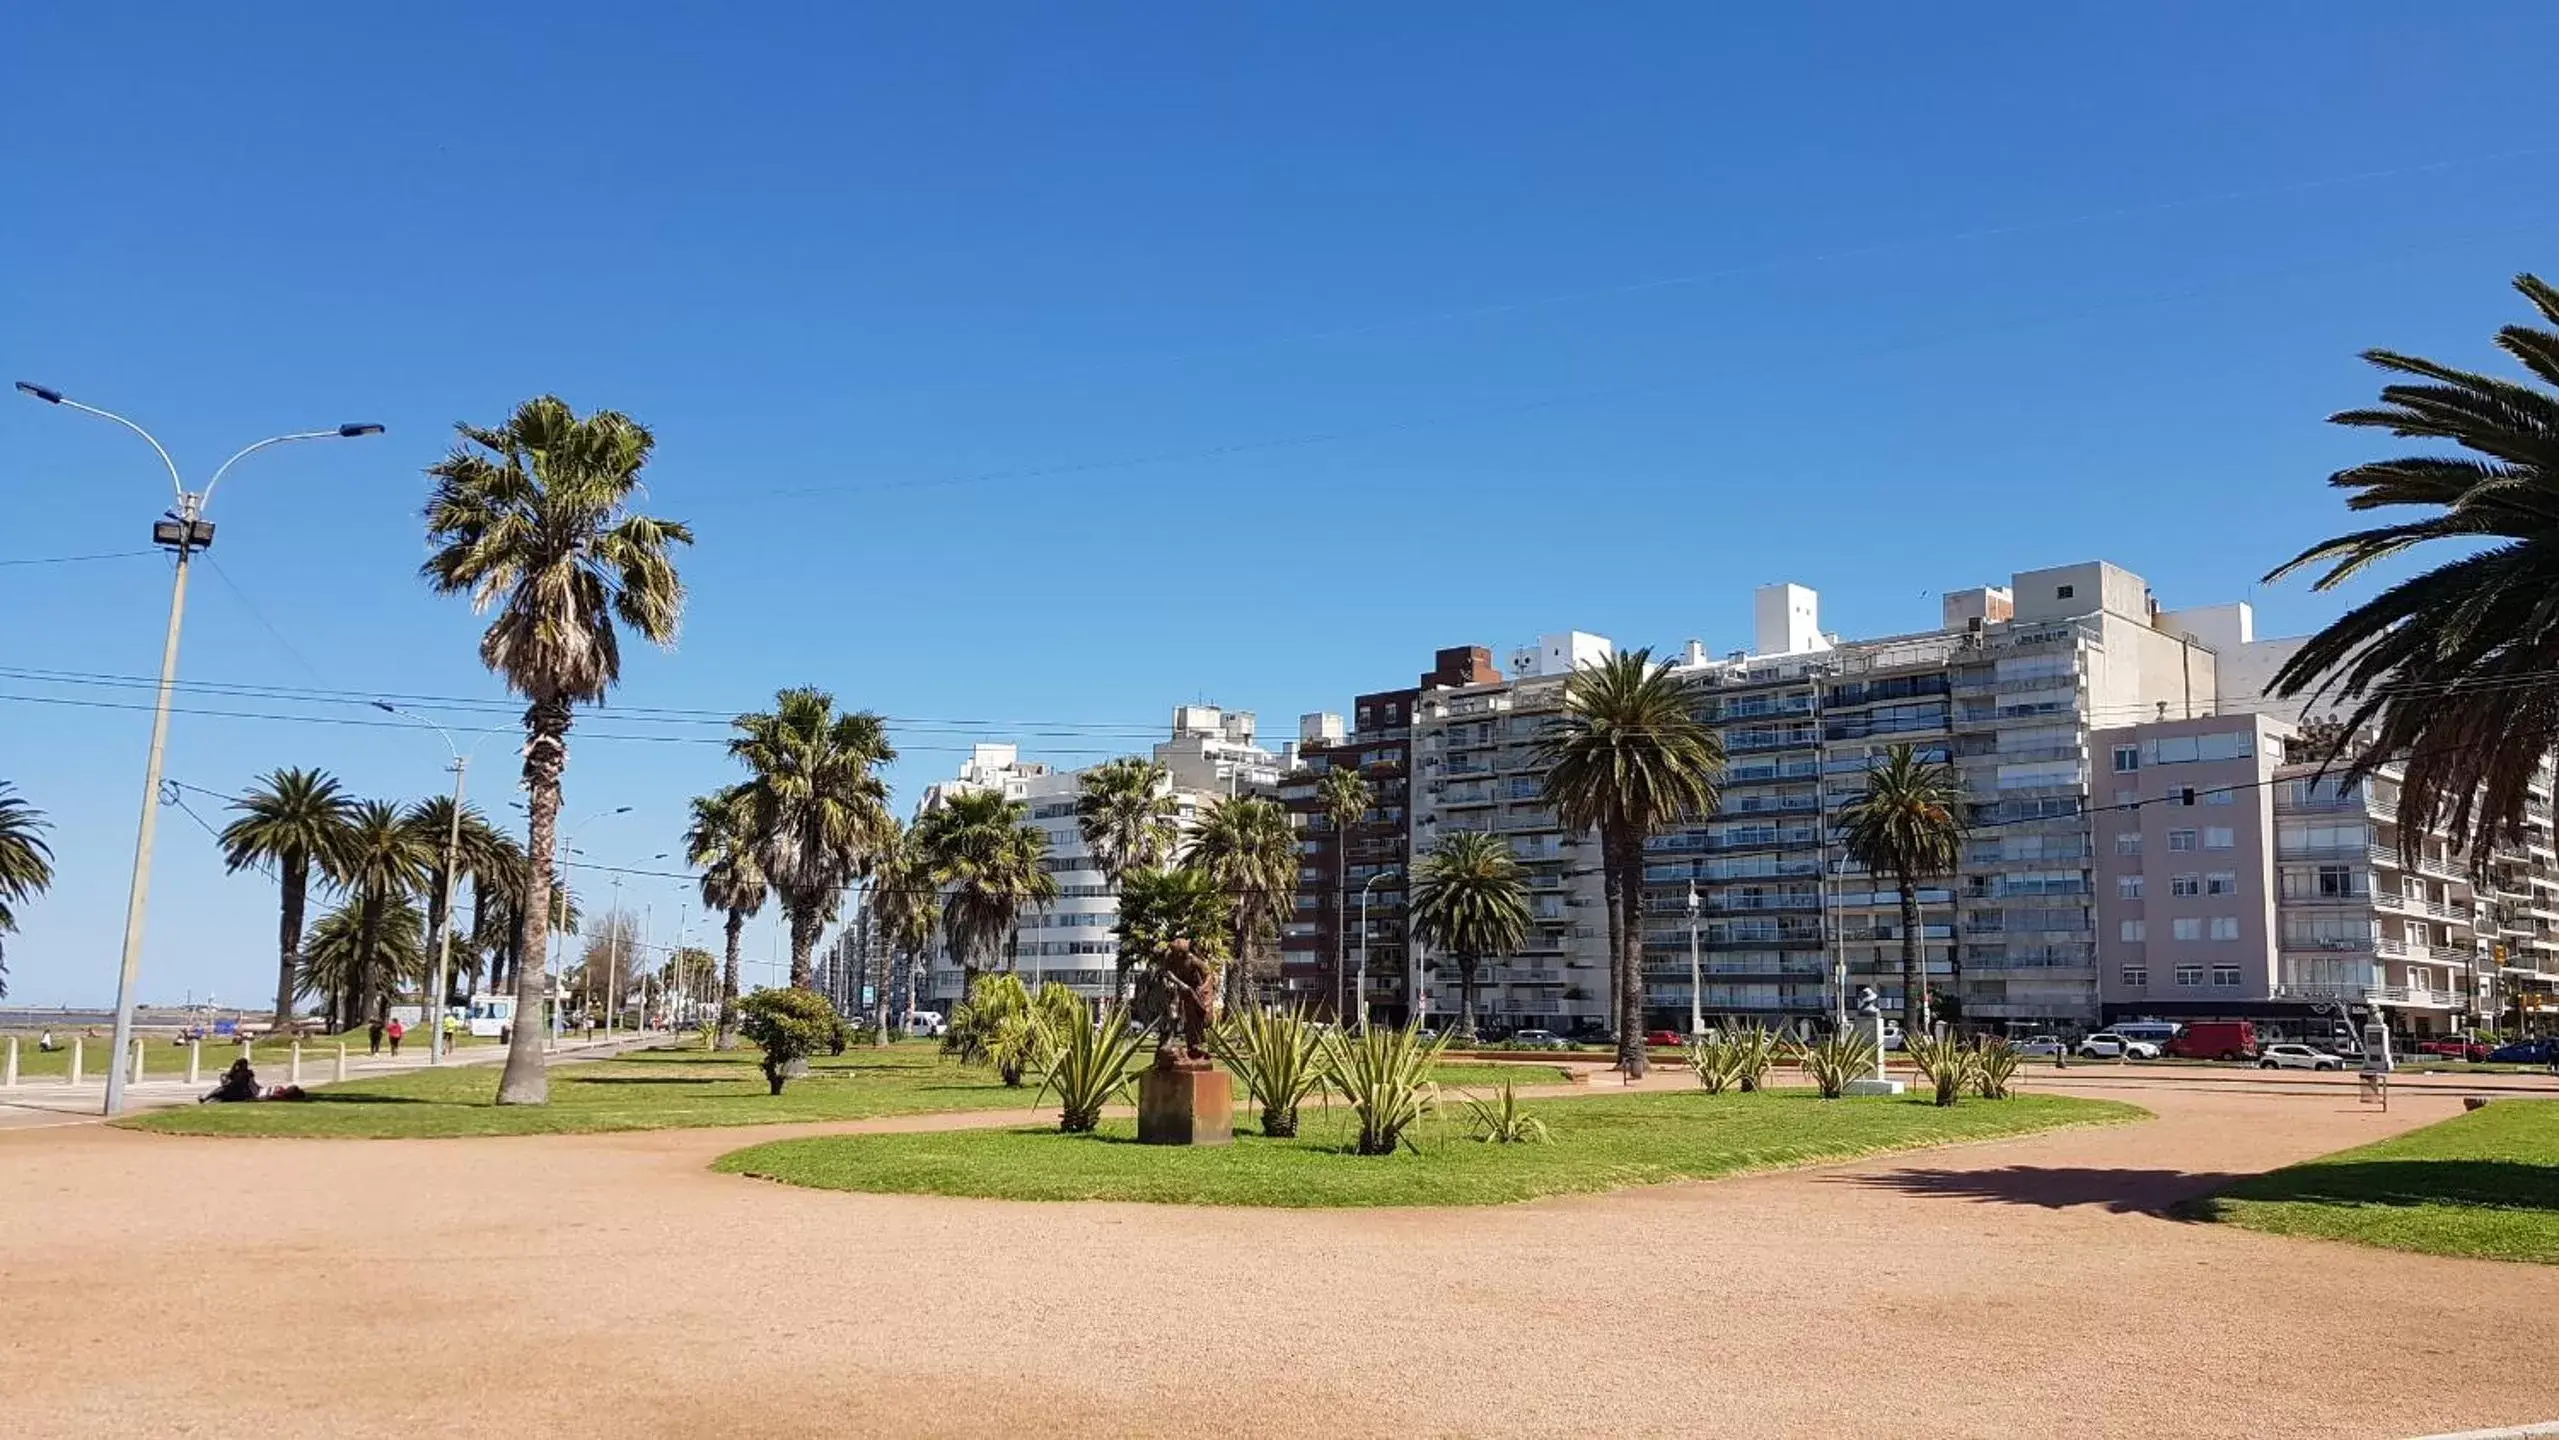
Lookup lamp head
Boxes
[337,423,385,438]
[14,381,64,404]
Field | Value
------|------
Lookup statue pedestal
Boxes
[1844,1077,1906,1097]
[1138,1064,1232,1146]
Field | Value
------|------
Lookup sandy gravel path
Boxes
[2,1071,2551,1440]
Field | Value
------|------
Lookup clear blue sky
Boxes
[4,2,2553,1008]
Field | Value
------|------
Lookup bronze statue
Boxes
[1153,936,1218,1070]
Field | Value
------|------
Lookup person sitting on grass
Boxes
[203,1059,262,1104]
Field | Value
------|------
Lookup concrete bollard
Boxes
[131,1038,145,1085]
[334,1043,347,1083]
[239,1038,254,1068]
[188,1039,202,1087]
[69,1036,84,1087]
[290,1041,303,1086]
[3,1035,15,1087]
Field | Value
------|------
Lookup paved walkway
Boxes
[1,1069,2551,1438]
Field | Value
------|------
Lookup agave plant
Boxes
[1974,1038,2023,1100]
[952,972,1040,1085]
[1726,1021,1780,1093]
[1031,993,1147,1133]
[1904,1032,1978,1108]
[1211,1005,1326,1138]
[1462,1079,1551,1144]
[1684,1034,1742,1094]
[1319,1021,1447,1156]
[1791,1031,1878,1100]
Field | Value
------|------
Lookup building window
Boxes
[2170,874,2201,897]
[2114,832,2142,856]
[2211,965,2242,988]
[2171,917,2203,941]
[2168,829,2198,852]
[2120,919,2146,942]
[2057,584,2075,600]
[2175,964,2204,987]
[2120,966,2149,988]
[2205,872,2237,896]
[2117,875,2145,900]
[2209,916,2240,941]
[2204,786,2236,806]
[2203,827,2236,850]
[2112,745,2139,773]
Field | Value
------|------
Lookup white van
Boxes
[2109,1021,2183,1049]
[904,1010,946,1039]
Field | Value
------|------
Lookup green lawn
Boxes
[2188,1099,2559,1264]
[115,1042,1571,1140]
[714,1090,2141,1208]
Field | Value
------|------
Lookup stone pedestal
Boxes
[1137,1064,1232,1146]
[1844,1077,1906,1097]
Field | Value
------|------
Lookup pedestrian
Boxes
[367,1018,384,1056]
[386,1016,405,1056]
[38,1029,56,1053]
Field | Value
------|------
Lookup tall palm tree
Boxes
[1835,743,1967,1038]
[332,800,436,1030]
[1183,794,1298,1009]
[300,897,427,1021]
[422,394,693,1104]
[2268,273,2559,864]
[868,821,937,1043]
[401,796,503,1013]
[1075,756,1178,1003]
[1315,765,1374,1023]
[0,782,53,1001]
[916,788,1059,996]
[683,784,768,1047]
[1409,830,1533,1039]
[1535,648,1723,1078]
[216,768,355,1026]
[728,687,897,989]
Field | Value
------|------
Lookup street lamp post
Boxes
[1687,881,1704,1039]
[16,381,380,1115]
[371,703,508,1065]
[1355,869,1398,1034]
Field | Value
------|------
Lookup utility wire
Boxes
[0,550,160,568]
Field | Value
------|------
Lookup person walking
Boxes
[385,1017,405,1056]
[367,1018,384,1056]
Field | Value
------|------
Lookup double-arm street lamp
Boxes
[16,381,381,1115]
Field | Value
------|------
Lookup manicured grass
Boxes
[2188,1100,2559,1264]
[116,1042,1573,1140]
[714,1091,2141,1208]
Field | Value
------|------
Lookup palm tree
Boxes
[216,768,354,1027]
[301,897,427,1021]
[334,800,436,1030]
[1835,743,1968,1039]
[868,821,937,1044]
[1182,795,1298,1009]
[916,788,1059,996]
[470,831,531,994]
[728,688,897,989]
[1409,830,1532,1039]
[401,796,503,1014]
[683,784,768,1047]
[1315,765,1374,1023]
[1075,757,1179,1003]
[2267,273,2559,864]
[1535,648,1723,1078]
[422,395,693,1104]
[0,782,53,1000]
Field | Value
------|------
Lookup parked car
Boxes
[2485,1037,2557,1065]
[1643,1029,1686,1048]
[1507,1028,1572,1050]
[2110,1021,2185,1051]
[2010,1035,2068,1059]
[2416,1037,2491,1063]
[2075,1033,2162,1060]
[2165,1020,2259,1062]
[2258,1043,2344,1071]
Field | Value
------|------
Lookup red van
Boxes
[2167,1020,2258,1062]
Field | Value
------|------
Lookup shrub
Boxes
[1685,1035,1741,1094]
[1726,1021,1780,1092]
[1318,1021,1447,1156]
[1974,1038,2022,1100]
[1031,993,1147,1133]
[1904,1033,1978,1107]
[736,987,845,1095]
[952,974,1040,1085]
[1211,1005,1326,1138]
[1791,1031,1878,1100]
[1462,1080,1550,1144]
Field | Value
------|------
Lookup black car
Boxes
[2484,1037,2557,1065]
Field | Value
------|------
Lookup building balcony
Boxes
[2275,982,2461,1010]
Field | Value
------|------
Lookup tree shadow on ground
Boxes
[563,1076,723,1087]
[1833,1166,2248,1213]
[2190,1158,2559,1217]
[304,1093,434,1105]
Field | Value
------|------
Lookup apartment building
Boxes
[1154,705,1289,796]
[1283,648,1500,1022]
[2092,711,2559,1041]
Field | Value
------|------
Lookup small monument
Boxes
[1843,985,1906,1097]
[1137,937,1232,1145]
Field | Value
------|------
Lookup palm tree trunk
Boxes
[1458,953,1479,1039]
[787,904,820,989]
[357,892,387,1026]
[1897,873,1924,1039]
[274,854,308,1028]
[717,907,744,1049]
[497,697,571,1105]
[1610,828,1647,1079]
